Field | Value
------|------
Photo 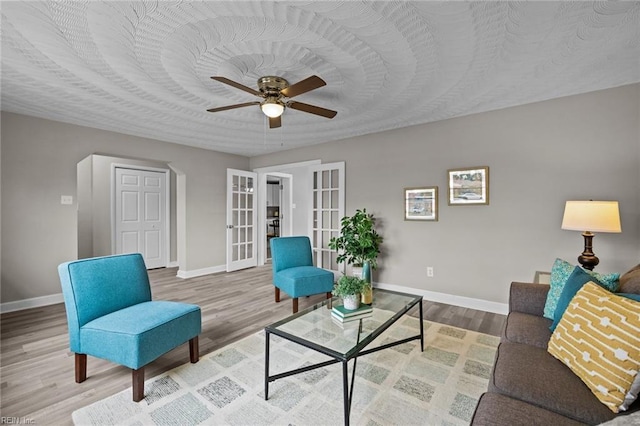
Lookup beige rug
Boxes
[72,316,499,425]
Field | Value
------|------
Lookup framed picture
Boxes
[448,166,489,205]
[404,187,438,221]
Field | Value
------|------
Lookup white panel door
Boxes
[227,169,258,272]
[115,168,167,269]
[309,162,345,274]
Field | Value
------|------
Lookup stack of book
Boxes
[331,304,373,323]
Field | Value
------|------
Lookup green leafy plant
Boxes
[328,208,383,268]
[332,275,371,298]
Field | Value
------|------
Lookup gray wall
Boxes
[2,85,638,307]
[1,113,248,303]
[251,84,640,305]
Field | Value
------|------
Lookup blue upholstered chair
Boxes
[270,236,335,313]
[58,253,201,402]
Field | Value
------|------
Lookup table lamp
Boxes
[561,200,621,270]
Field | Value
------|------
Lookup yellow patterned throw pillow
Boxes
[548,282,640,413]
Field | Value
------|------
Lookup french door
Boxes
[309,162,345,274]
[226,169,258,272]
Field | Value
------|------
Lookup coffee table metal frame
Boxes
[264,289,424,426]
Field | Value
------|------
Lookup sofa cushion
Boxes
[503,311,552,348]
[598,410,640,425]
[490,342,616,424]
[550,267,607,331]
[471,392,587,426]
[619,264,640,294]
[548,283,640,413]
[543,258,619,319]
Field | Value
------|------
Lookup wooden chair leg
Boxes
[292,298,299,313]
[189,336,199,363]
[274,287,280,303]
[326,292,333,309]
[75,353,87,383]
[132,367,145,402]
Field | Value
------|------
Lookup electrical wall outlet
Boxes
[61,195,73,205]
[427,266,434,277]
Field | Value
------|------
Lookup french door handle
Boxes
[227,225,234,229]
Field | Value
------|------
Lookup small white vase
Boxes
[343,294,360,310]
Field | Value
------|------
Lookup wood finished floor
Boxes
[0,265,505,425]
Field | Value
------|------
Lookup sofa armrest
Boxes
[509,282,550,316]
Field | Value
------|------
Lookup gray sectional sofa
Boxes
[471,269,640,426]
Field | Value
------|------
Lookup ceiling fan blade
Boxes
[210,77,262,97]
[288,101,337,119]
[280,75,326,98]
[207,101,260,113]
[269,115,281,129]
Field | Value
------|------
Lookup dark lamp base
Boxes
[577,231,598,271]
[578,254,599,271]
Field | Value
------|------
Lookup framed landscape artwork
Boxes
[404,187,438,221]
[448,166,489,205]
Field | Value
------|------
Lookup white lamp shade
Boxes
[561,200,621,233]
[261,99,284,118]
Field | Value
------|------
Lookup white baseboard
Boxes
[167,261,179,268]
[1,263,225,313]
[176,264,226,279]
[0,293,64,314]
[1,272,508,315]
[374,282,509,315]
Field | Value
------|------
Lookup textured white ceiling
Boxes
[2,1,639,157]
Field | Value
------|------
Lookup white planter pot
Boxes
[343,294,360,310]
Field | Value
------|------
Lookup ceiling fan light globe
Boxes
[261,100,284,118]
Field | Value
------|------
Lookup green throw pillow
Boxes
[543,258,620,320]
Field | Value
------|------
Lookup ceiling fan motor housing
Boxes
[258,76,289,97]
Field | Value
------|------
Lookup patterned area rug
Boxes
[73,316,499,425]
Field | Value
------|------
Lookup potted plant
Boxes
[332,275,370,310]
[328,208,383,304]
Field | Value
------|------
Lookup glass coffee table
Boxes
[264,289,423,426]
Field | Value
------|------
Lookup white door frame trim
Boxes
[253,159,321,173]
[253,160,321,266]
[111,163,171,268]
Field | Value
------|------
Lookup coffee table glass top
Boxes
[266,289,422,359]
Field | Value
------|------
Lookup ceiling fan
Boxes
[207,75,337,129]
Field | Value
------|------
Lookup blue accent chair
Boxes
[270,236,335,313]
[58,253,201,402]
